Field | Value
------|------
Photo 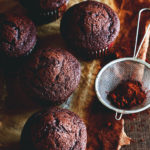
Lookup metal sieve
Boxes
[95,8,150,120]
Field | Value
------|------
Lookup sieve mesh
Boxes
[96,58,150,113]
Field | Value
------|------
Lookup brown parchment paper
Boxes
[0,0,150,150]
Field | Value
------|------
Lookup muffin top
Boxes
[60,1,120,52]
[21,107,87,150]
[22,48,81,105]
[0,14,36,57]
[20,0,68,11]
[40,0,68,10]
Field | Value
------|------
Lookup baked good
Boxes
[21,107,87,150]
[20,0,69,25]
[21,48,81,105]
[60,1,120,59]
[0,13,37,58]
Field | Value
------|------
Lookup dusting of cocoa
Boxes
[85,98,126,150]
[123,113,137,120]
[108,80,146,109]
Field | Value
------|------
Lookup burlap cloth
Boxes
[0,0,150,150]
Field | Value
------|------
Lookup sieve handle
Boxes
[115,112,123,120]
[134,8,150,58]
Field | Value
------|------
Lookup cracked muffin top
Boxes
[21,48,81,105]
[21,107,87,150]
[0,14,37,57]
[60,1,120,58]
[20,0,68,11]
[20,0,69,25]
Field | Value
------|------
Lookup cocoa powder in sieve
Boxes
[108,80,146,109]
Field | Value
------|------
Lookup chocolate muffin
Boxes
[21,107,87,150]
[21,48,81,105]
[20,0,69,25]
[60,1,120,59]
[0,14,37,58]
